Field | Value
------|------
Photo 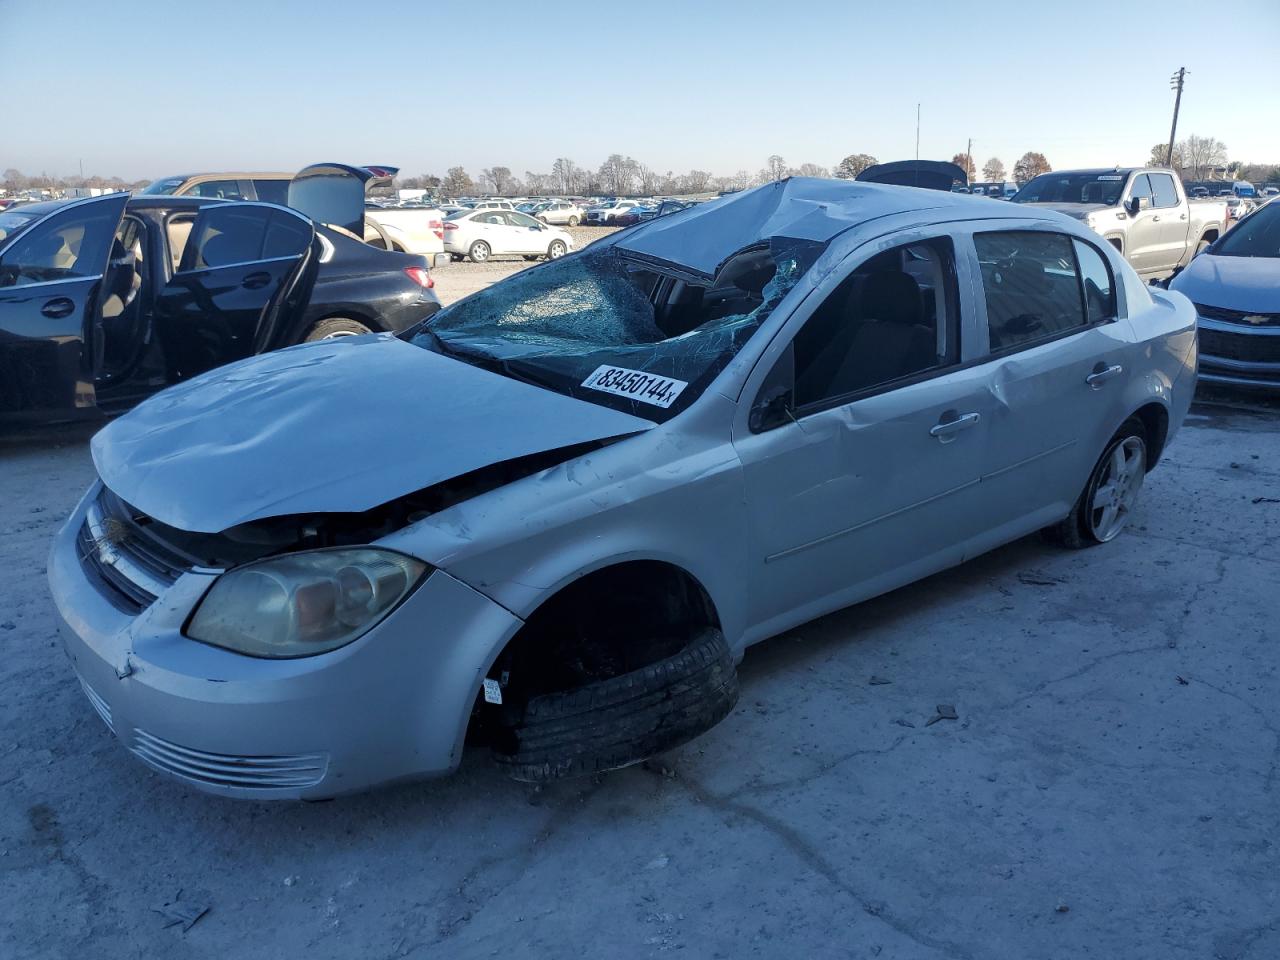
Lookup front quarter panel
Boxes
[379,394,752,651]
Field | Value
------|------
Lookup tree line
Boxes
[6,137,1276,200]
[1144,135,1279,184]
[398,150,1062,197]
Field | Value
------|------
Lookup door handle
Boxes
[1152,215,1161,222]
[930,411,980,441]
[41,297,75,319]
[241,271,271,290]
[1086,363,1123,388]
[1179,213,1187,220]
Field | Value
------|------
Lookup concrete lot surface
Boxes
[2,396,1277,960]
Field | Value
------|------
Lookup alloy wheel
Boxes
[1087,436,1145,541]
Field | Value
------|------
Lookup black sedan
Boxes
[0,190,440,424]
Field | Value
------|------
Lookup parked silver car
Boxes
[533,199,585,226]
[51,178,1197,799]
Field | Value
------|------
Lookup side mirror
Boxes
[749,386,794,433]
[749,343,797,432]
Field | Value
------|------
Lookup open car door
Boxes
[287,163,399,237]
[153,201,315,382]
[0,194,127,421]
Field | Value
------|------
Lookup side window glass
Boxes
[974,231,1087,352]
[1073,240,1116,323]
[253,179,290,205]
[0,202,119,288]
[190,180,245,200]
[792,237,959,408]
[1150,173,1179,209]
[1129,174,1153,205]
[179,205,276,272]
[261,210,312,260]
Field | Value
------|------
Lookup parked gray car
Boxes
[50,178,1197,799]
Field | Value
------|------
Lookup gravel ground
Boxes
[2,392,1279,959]
[433,225,619,306]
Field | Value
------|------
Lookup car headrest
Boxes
[859,270,923,326]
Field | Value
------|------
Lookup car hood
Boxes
[91,335,656,534]
[1170,254,1280,313]
[1013,201,1109,220]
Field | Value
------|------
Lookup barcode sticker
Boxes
[483,678,503,704]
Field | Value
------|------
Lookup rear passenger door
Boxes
[1148,172,1189,268]
[968,229,1134,546]
[153,202,315,381]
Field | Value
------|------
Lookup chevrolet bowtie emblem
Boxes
[1242,315,1269,325]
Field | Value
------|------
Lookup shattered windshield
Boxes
[412,238,824,421]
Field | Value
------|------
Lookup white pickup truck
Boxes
[1011,167,1227,279]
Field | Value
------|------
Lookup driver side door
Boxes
[152,202,315,383]
[0,194,127,420]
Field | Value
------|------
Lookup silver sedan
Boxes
[51,178,1197,798]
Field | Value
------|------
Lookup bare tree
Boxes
[636,162,662,195]
[951,153,977,180]
[1012,152,1051,185]
[524,171,552,195]
[834,154,877,179]
[551,158,579,195]
[793,163,830,179]
[982,157,1006,182]
[598,154,637,195]
[765,155,787,181]
[441,166,474,196]
[1179,134,1228,180]
[480,166,515,196]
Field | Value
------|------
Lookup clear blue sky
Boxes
[4,0,1278,182]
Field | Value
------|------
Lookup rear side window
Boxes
[1073,240,1116,323]
[975,231,1090,352]
[178,206,310,272]
[1150,173,1179,209]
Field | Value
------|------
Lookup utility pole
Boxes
[914,104,921,188]
[1166,67,1187,168]
[966,138,973,182]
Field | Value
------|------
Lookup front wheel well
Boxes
[490,560,721,702]
[1199,229,1219,244]
[1132,402,1169,470]
[1107,236,1124,254]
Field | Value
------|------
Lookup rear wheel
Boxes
[1047,418,1147,548]
[304,317,373,341]
[547,240,567,260]
[468,240,491,263]
[567,215,580,226]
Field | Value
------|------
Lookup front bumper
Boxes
[49,485,522,799]
[1197,320,1280,389]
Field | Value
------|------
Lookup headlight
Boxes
[186,549,428,658]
